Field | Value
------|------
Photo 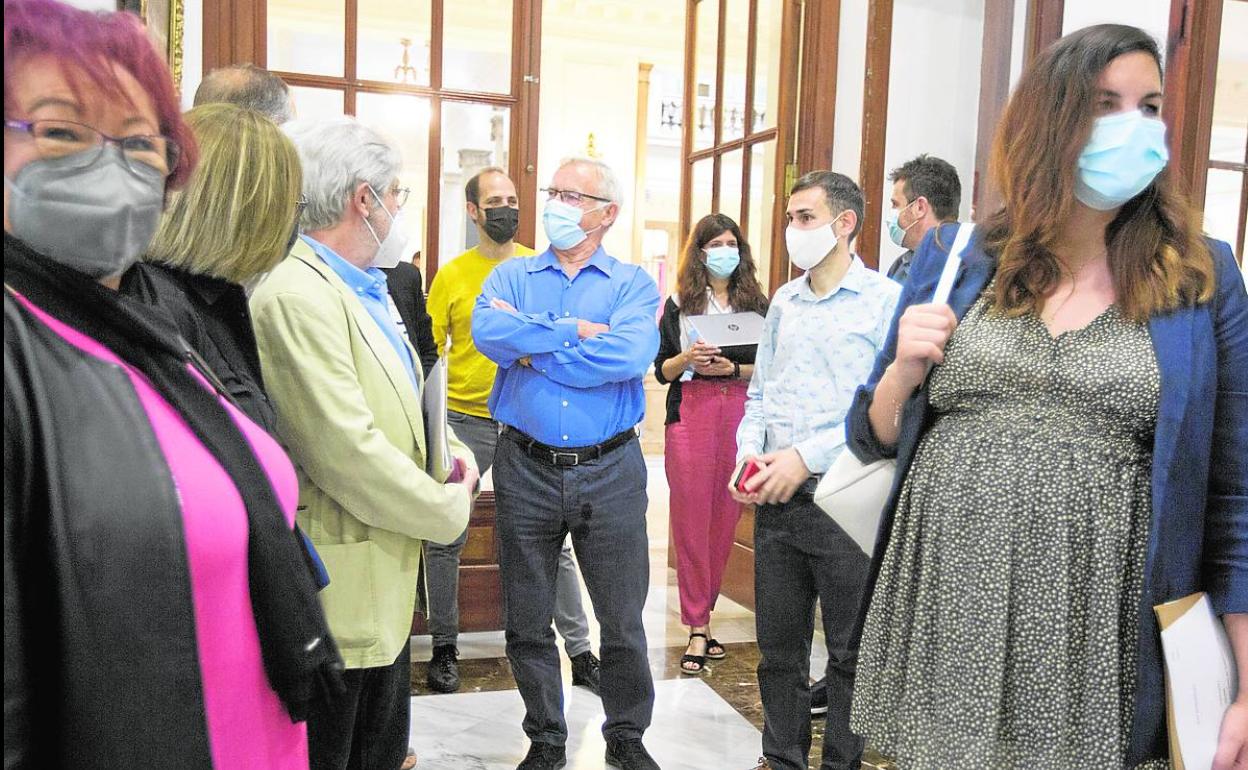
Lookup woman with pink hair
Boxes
[3,1,342,767]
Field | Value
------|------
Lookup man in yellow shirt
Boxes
[424,167,599,696]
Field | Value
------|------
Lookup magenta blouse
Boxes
[18,295,309,769]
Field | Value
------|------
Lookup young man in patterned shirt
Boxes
[732,171,902,770]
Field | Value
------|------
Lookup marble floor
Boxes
[406,456,881,770]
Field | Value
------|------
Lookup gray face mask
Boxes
[5,146,165,279]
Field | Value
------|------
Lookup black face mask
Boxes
[480,205,520,244]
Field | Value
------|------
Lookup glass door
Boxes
[265,0,528,282]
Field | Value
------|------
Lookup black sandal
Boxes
[705,637,727,660]
[680,633,709,675]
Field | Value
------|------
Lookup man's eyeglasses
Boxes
[391,186,412,209]
[542,188,611,206]
[3,118,180,178]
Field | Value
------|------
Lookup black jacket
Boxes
[123,263,278,434]
[3,236,341,769]
[381,261,439,375]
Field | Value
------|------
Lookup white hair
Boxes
[558,156,624,208]
[283,117,402,231]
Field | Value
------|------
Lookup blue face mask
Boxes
[704,245,740,278]
[885,199,918,248]
[543,198,605,250]
[1075,110,1169,211]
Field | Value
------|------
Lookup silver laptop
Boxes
[687,311,766,349]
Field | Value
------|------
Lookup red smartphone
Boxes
[733,459,762,493]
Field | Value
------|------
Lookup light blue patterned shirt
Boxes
[736,255,902,474]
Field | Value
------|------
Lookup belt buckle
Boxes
[550,450,580,467]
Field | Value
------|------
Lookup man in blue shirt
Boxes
[732,171,901,770]
[473,158,661,770]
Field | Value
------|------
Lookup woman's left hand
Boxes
[1213,698,1247,770]
[694,356,735,377]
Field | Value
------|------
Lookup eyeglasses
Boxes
[542,187,611,206]
[391,186,412,209]
[3,118,180,178]
[294,194,309,221]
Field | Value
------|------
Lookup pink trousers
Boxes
[665,378,749,627]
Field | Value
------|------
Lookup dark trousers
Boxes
[755,483,869,770]
[308,644,411,770]
[494,434,655,746]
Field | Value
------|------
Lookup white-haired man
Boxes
[250,116,479,770]
[472,159,661,770]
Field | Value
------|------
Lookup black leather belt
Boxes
[502,426,637,467]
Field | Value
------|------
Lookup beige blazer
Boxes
[251,240,474,669]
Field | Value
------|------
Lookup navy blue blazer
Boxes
[846,223,1248,764]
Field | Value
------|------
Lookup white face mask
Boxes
[785,213,847,271]
[363,185,408,269]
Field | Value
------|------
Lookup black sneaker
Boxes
[426,644,460,693]
[569,650,601,696]
[809,677,828,716]
[605,737,660,769]
[516,742,567,769]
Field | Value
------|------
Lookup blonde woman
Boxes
[125,102,303,434]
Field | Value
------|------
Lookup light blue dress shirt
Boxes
[301,234,420,391]
[736,255,902,474]
[471,246,660,446]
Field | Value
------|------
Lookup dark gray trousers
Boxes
[425,411,591,656]
[494,434,654,746]
[755,482,869,770]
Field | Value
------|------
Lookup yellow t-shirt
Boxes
[427,243,538,418]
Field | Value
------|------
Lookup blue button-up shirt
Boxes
[737,255,902,474]
[471,246,660,446]
[302,234,419,391]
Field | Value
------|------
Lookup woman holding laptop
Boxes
[655,213,769,675]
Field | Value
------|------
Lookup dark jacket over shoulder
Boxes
[653,295,760,424]
[844,222,1248,765]
[123,263,278,435]
[6,266,218,770]
[382,261,439,375]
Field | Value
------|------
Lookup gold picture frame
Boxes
[117,0,185,95]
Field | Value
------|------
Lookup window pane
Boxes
[1210,0,1247,164]
[693,0,719,151]
[689,158,715,231]
[289,86,345,120]
[355,93,432,273]
[1203,168,1244,254]
[443,0,513,94]
[357,0,432,85]
[721,0,749,141]
[720,148,745,225]
[747,139,778,292]
[753,0,782,133]
[438,102,511,265]
[267,0,345,77]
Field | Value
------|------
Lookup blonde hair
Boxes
[147,103,302,283]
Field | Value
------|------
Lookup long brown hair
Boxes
[982,24,1214,322]
[676,213,769,316]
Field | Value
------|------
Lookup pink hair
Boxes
[3,0,197,188]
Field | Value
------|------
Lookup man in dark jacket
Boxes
[382,256,439,375]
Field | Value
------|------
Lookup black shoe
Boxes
[809,677,828,716]
[517,742,566,769]
[569,650,601,696]
[605,737,660,769]
[426,644,460,693]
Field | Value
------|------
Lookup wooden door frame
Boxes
[1164,0,1224,214]
[203,0,538,287]
[680,0,803,295]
